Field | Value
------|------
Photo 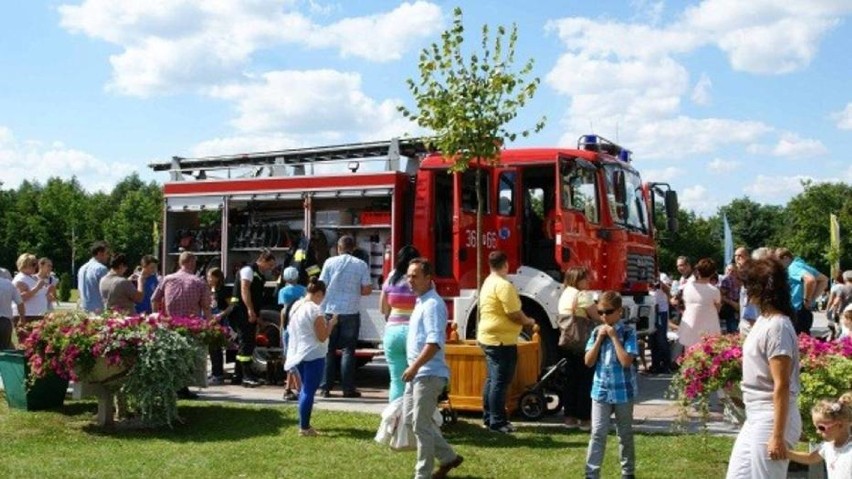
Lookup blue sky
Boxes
[1,1,850,215]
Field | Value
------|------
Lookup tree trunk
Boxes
[475,168,483,325]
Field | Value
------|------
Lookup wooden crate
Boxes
[444,324,540,414]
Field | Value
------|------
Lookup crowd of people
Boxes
[2,238,851,479]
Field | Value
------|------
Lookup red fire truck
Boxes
[149,135,678,367]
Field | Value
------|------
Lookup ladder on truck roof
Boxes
[148,137,429,181]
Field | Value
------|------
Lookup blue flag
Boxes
[723,213,733,266]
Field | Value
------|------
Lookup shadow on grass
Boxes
[70,402,293,442]
[443,421,587,450]
[318,425,376,441]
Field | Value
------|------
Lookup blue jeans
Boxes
[295,357,325,430]
[585,400,635,478]
[384,323,409,402]
[480,343,517,428]
[650,311,671,371]
[321,313,360,392]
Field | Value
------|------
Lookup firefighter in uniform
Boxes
[230,250,277,387]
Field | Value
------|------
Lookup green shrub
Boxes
[798,356,852,441]
[58,272,72,302]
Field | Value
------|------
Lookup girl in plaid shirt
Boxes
[583,291,639,479]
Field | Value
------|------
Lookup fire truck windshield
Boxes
[604,164,648,233]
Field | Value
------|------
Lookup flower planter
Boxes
[0,349,68,411]
[719,383,746,425]
[444,325,540,414]
[75,358,130,427]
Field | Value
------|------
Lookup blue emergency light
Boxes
[618,149,632,162]
[578,135,598,150]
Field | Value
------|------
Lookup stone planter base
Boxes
[719,385,745,425]
[75,359,130,427]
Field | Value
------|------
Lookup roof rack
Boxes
[148,137,430,181]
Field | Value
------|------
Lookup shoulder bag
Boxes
[558,291,591,354]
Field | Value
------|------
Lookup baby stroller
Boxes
[251,310,286,385]
[517,357,569,421]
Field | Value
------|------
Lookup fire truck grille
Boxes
[626,253,655,283]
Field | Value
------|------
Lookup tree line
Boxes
[656,181,852,276]
[0,174,849,285]
[0,173,162,285]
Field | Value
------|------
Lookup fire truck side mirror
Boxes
[664,190,679,233]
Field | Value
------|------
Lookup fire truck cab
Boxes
[149,136,677,368]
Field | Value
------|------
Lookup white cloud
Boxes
[0,126,137,192]
[771,134,828,157]
[59,0,443,96]
[209,69,415,139]
[681,0,849,74]
[544,1,852,167]
[679,184,718,216]
[832,103,852,130]
[691,73,712,106]
[643,166,683,182]
[707,158,740,173]
[744,174,811,202]
[304,1,443,62]
[617,117,771,160]
[630,0,666,25]
[190,134,307,158]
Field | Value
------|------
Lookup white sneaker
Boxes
[490,422,516,434]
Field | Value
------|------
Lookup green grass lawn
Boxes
[0,397,734,479]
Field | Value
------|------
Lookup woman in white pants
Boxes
[726,258,802,479]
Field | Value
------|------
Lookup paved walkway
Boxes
[193,357,741,435]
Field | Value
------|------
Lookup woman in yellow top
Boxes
[558,266,602,430]
[476,251,535,433]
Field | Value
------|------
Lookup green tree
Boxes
[657,209,722,274]
[776,181,852,273]
[0,186,17,269]
[103,186,163,266]
[37,177,88,276]
[399,7,545,286]
[717,197,784,251]
[3,180,49,261]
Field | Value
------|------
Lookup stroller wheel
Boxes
[518,390,546,421]
[543,388,562,415]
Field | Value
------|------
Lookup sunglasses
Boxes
[816,422,837,432]
[597,308,617,315]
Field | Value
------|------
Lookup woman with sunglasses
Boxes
[726,258,802,479]
[787,392,851,479]
[11,253,50,333]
